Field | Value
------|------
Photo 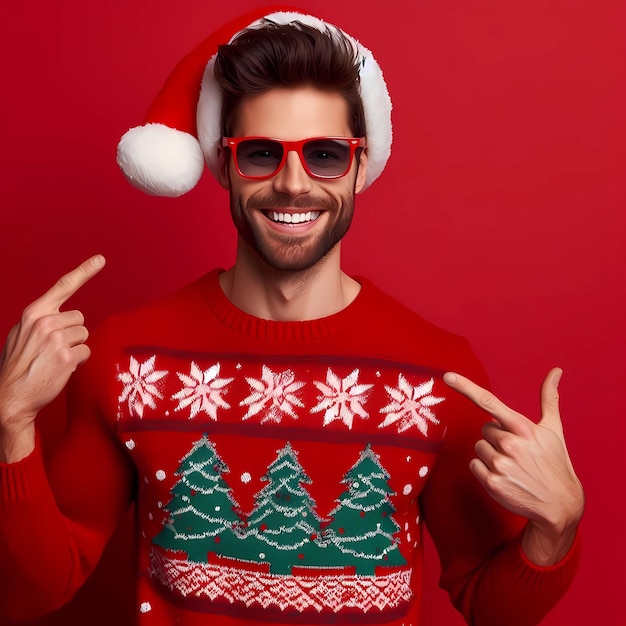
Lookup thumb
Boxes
[538,367,564,438]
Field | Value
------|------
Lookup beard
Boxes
[230,190,356,272]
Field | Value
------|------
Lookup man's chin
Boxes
[254,245,331,273]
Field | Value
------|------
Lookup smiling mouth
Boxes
[264,210,321,225]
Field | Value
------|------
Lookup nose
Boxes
[272,150,313,197]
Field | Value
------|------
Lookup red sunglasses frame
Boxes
[222,136,366,180]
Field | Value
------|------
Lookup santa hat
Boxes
[117,7,393,198]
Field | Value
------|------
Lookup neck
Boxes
[219,237,360,321]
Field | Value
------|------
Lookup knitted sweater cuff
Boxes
[0,432,48,506]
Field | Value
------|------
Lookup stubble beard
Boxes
[230,191,356,272]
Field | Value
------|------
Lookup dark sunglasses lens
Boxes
[236,140,284,177]
[303,139,352,177]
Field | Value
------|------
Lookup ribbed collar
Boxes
[200,269,372,342]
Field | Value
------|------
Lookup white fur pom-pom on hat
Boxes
[117,7,393,197]
[117,124,205,197]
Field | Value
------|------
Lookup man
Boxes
[0,9,583,626]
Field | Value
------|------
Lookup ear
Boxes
[217,146,231,190]
[354,149,368,194]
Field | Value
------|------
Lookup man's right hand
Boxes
[0,255,106,463]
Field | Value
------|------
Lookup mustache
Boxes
[246,193,335,211]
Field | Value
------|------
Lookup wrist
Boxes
[0,393,37,462]
[0,420,36,464]
[0,431,36,463]
[522,513,582,566]
[523,471,585,566]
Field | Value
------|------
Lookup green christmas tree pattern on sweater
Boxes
[152,435,244,561]
[320,444,405,574]
[242,442,324,574]
[152,435,406,574]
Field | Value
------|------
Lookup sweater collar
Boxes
[201,269,371,341]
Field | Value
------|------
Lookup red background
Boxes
[1,0,624,624]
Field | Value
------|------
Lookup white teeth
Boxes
[269,211,320,224]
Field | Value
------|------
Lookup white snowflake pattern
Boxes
[379,375,444,435]
[240,365,305,423]
[311,368,373,429]
[171,362,234,419]
[117,356,168,418]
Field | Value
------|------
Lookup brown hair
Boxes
[213,20,366,138]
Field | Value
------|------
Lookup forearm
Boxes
[0,424,134,621]
[0,441,100,620]
[453,529,581,626]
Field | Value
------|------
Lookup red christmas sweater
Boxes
[0,270,579,625]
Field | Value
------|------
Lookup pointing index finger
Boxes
[37,255,106,313]
[443,371,529,435]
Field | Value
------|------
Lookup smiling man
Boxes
[218,84,366,320]
[0,9,583,626]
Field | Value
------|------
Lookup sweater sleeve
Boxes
[420,339,580,625]
[0,324,135,622]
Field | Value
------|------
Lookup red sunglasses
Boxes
[222,136,366,180]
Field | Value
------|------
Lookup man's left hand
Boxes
[444,368,584,565]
